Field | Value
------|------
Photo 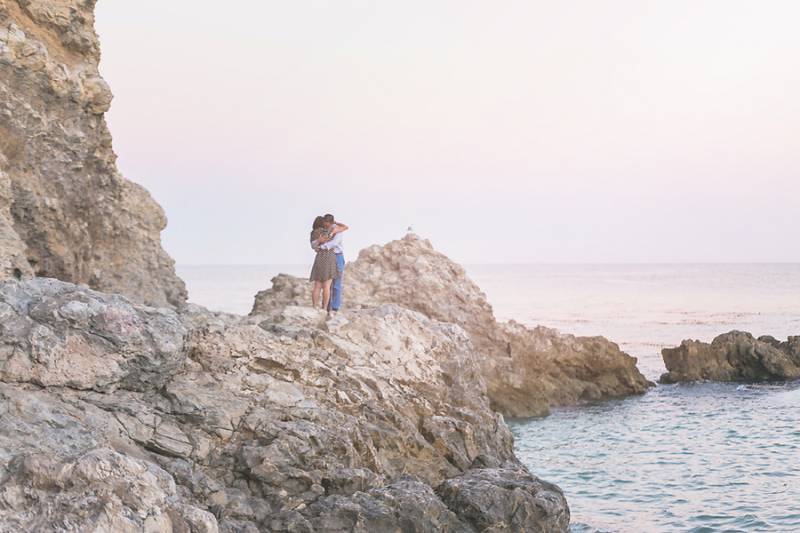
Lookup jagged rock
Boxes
[0,278,186,391]
[660,331,800,383]
[184,303,517,492]
[290,477,470,532]
[436,466,570,532]
[0,278,570,532]
[0,0,186,307]
[0,447,217,533]
[252,236,494,338]
[252,234,652,417]
[489,321,652,417]
[253,274,312,319]
[760,334,800,364]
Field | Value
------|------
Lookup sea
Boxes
[178,263,800,533]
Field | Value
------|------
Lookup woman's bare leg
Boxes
[322,279,333,312]
[312,281,322,308]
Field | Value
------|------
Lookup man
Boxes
[319,214,348,314]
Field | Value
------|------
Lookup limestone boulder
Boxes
[436,465,570,533]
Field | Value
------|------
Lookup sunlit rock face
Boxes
[0,278,570,532]
[253,234,653,417]
[661,331,800,383]
[0,0,186,307]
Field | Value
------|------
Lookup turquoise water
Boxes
[180,263,800,532]
[510,382,800,532]
[469,264,800,533]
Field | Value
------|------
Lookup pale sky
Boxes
[95,1,800,265]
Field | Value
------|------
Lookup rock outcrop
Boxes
[1,278,570,532]
[660,331,800,383]
[253,234,653,417]
[0,0,186,307]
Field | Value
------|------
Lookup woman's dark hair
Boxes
[312,216,325,230]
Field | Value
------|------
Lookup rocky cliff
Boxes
[253,234,653,417]
[0,278,570,532]
[661,331,800,383]
[0,0,186,307]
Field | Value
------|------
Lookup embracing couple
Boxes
[309,214,348,316]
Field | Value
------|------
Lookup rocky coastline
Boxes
[4,2,797,532]
[253,234,654,418]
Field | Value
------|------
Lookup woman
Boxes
[309,216,341,312]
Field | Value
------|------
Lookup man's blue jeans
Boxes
[330,254,345,311]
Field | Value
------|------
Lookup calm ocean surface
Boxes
[178,263,800,533]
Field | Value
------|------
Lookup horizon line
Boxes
[177,261,800,267]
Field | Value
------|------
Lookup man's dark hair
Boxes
[323,214,335,223]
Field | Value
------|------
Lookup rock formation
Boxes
[0,278,570,531]
[252,234,653,417]
[0,0,186,307]
[660,331,800,383]
[0,1,577,531]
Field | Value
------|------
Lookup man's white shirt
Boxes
[320,224,344,254]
